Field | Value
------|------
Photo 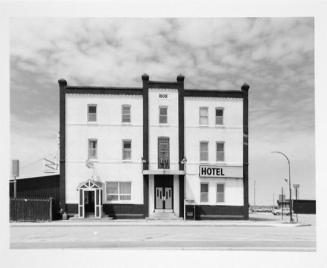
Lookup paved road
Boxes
[10,224,315,251]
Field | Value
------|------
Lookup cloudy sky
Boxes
[10,18,314,205]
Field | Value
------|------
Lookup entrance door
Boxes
[85,191,95,216]
[78,189,85,218]
[164,187,173,209]
[95,189,102,218]
[155,187,164,209]
[154,175,173,210]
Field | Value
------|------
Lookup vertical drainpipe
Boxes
[142,74,149,217]
[241,83,250,219]
[58,79,67,214]
[177,74,185,218]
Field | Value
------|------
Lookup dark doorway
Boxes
[154,175,173,210]
[84,191,95,216]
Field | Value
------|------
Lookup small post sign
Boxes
[12,159,19,177]
[12,159,19,199]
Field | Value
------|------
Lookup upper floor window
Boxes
[88,139,97,159]
[215,108,224,125]
[106,181,131,201]
[122,105,131,123]
[200,141,209,162]
[122,140,132,160]
[216,184,225,203]
[216,142,225,162]
[199,107,208,125]
[200,183,209,202]
[159,106,168,124]
[87,104,97,122]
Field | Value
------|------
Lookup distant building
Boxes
[58,74,250,219]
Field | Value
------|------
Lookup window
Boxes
[88,139,97,159]
[159,106,168,124]
[122,105,131,123]
[216,108,224,125]
[158,137,170,169]
[199,107,208,125]
[87,104,97,122]
[216,184,225,203]
[200,141,209,162]
[106,182,131,201]
[216,142,225,161]
[200,183,209,202]
[122,140,131,160]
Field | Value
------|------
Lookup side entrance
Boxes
[154,175,173,211]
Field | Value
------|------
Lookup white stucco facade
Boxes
[61,75,248,219]
[184,96,244,205]
[65,94,144,204]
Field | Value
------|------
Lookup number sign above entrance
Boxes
[199,165,242,178]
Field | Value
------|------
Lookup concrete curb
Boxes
[10,220,310,228]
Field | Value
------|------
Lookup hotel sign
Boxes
[199,165,242,178]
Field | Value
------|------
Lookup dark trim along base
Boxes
[185,205,246,220]
[66,204,145,219]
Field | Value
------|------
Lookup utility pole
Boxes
[281,187,284,220]
[272,151,293,223]
[254,180,256,207]
[272,193,275,209]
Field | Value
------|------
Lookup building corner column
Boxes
[241,83,250,219]
[58,79,67,213]
[142,73,149,171]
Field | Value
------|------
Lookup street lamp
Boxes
[271,151,293,223]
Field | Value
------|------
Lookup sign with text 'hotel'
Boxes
[199,165,243,178]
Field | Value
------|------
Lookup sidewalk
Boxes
[10,214,312,228]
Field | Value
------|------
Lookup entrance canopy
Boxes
[143,170,185,175]
[77,179,103,190]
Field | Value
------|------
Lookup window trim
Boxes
[121,104,131,123]
[159,105,168,124]
[200,182,209,203]
[88,138,98,159]
[106,181,132,202]
[215,107,224,125]
[122,139,132,161]
[199,106,209,126]
[216,141,225,162]
[216,183,225,203]
[87,104,97,122]
[200,141,209,162]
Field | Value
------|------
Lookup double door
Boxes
[154,175,173,210]
[155,187,173,209]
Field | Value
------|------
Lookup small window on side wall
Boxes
[216,142,225,162]
[122,140,132,160]
[216,184,225,203]
[159,106,168,124]
[216,108,224,125]
[106,181,131,201]
[200,141,209,162]
[88,104,97,122]
[88,139,97,159]
[199,107,209,125]
[200,183,209,202]
[122,105,131,123]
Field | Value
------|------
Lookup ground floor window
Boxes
[216,183,225,202]
[200,183,209,202]
[106,181,131,201]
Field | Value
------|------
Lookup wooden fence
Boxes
[10,198,54,222]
